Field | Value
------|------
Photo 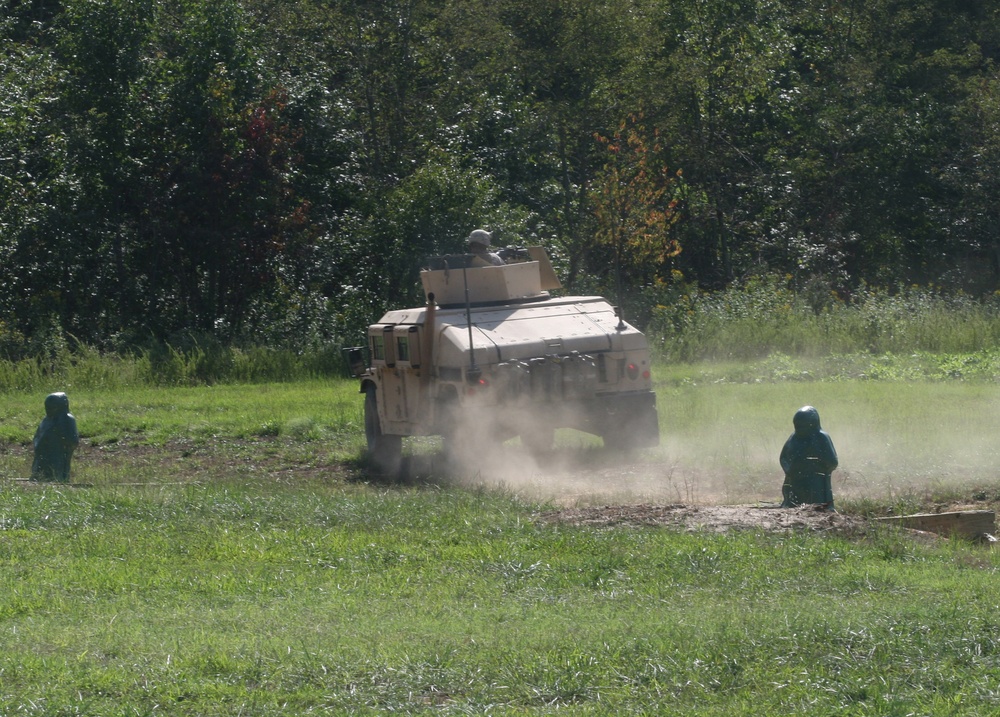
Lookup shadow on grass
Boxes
[347,449,453,488]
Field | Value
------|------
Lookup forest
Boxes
[2,0,1000,358]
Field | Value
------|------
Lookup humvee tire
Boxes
[364,385,402,476]
[521,427,554,455]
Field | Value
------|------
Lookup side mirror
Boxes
[344,347,367,378]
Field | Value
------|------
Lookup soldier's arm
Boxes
[819,432,838,472]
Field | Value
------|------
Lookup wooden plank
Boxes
[877,510,996,541]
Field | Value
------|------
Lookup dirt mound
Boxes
[536,503,871,536]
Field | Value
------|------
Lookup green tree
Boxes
[52,0,153,339]
[491,0,632,288]
[758,0,994,288]
[335,151,529,342]
[145,2,308,338]
[943,74,1000,289]
[0,16,68,353]
[13,0,312,343]
[634,0,795,287]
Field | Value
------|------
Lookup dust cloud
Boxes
[397,381,1000,507]
[406,435,755,507]
[404,415,1000,508]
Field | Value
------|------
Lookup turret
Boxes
[420,247,562,307]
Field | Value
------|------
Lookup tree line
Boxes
[2,0,998,358]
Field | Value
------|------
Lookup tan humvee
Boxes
[350,247,659,474]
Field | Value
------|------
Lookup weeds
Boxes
[7,277,1000,392]
[651,276,1000,364]
[0,338,350,393]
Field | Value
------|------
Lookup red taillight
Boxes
[466,378,489,395]
[626,362,639,380]
[642,369,651,380]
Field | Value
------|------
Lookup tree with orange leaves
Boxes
[592,113,684,306]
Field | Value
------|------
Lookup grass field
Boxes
[5,367,998,505]
[1,366,999,714]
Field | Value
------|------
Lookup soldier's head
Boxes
[44,392,70,418]
[792,405,820,434]
[467,229,493,252]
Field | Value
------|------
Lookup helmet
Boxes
[44,392,70,418]
[792,405,821,434]
[467,229,492,248]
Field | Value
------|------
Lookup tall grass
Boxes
[650,275,1000,362]
[6,277,1000,391]
[0,339,350,393]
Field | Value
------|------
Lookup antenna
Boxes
[462,265,481,382]
[615,242,626,331]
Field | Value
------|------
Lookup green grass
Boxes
[655,377,1000,505]
[0,379,367,494]
[0,379,364,447]
[1,364,1000,714]
[3,361,1000,503]
[0,480,997,715]
[0,339,349,394]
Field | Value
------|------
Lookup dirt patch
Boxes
[2,438,990,543]
[536,502,873,536]
[0,437,354,484]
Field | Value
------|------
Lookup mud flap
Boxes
[598,391,659,450]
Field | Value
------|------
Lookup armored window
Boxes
[371,334,385,362]
[396,336,409,363]
[382,325,396,367]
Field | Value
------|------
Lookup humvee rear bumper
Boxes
[485,389,659,448]
[579,390,660,447]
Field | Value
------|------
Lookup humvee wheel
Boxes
[521,427,554,455]
[364,385,402,476]
[602,425,638,453]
